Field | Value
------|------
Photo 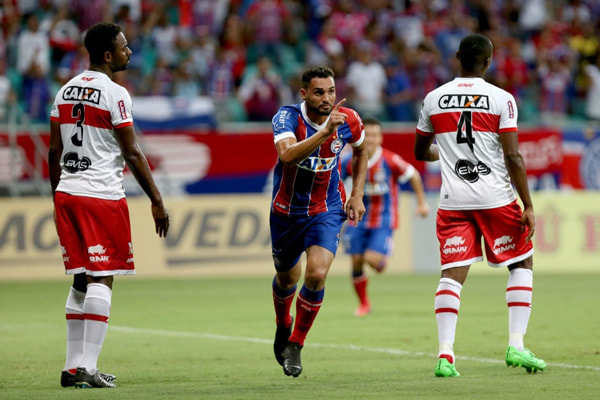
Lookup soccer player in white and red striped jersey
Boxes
[414,34,546,377]
[49,22,169,388]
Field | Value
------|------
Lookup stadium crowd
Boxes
[1,0,600,125]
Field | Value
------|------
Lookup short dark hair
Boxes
[84,22,122,65]
[301,66,334,88]
[362,117,381,127]
[457,34,493,72]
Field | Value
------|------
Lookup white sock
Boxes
[80,283,112,374]
[506,268,533,352]
[64,287,86,372]
[435,277,462,363]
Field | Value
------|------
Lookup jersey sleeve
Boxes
[416,97,435,136]
[390,153,415,182]
[498,92,518,134]
[110,86,134,129]
[272,106,298,144]
[50,92,60,121]
[343,107,365,147]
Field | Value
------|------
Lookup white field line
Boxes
[110,325,600,372]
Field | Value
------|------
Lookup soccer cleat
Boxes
[274,316,293,366]
[505,346,546,373]
[74,367,116,388]
[354,303,372,317]
[61,369,116,387]
[434,358,460,377]
[282,341,303,377]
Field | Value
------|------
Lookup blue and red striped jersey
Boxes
[342,147,415,229]
[271,102,364,217]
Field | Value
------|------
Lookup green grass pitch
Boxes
[1,272,598,399]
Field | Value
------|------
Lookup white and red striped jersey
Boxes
[50,70,134,200]
[416,77,518,210]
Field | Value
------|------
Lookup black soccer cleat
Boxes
[74,367,116,388]
[61,369,116,387]
[282,341,303,377]
[274,316,293,366]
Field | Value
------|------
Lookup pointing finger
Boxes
[332,98,346,112]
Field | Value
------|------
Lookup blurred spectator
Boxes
[329,0,369,47]
[305,15,343,66]
[47,6,79,68]
[173,58,201,98]
[70,0,111,32]
[17,12,51,122]
[0,58,16,121]
[537,54,573,124]
[55,40,88,85]
[384,57,414,122]
[238,56,287,121]
[345,40,387,120]
[244,0,292,66]
[584,51,600,124]
[493,36,529,103]
[433,9,474,68]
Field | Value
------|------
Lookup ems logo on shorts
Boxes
[330,138,343,153]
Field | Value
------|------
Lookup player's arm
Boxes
[408,169,429,217]
[346,140,368,223]
[499,130,535,242]
[115,125,169,237]
[414,134,439,162]
[48,119,63,198]
[276,99,347,166]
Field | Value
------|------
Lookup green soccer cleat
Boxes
[434,358,460,377]
[505,346,546,373]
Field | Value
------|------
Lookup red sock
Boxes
[352,274,369,306]
[272,277,295,327]
[289,285,324,346]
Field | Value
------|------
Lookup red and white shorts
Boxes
[436,200,534,270]
[54,191,135,277]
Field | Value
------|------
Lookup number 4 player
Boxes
[414,34,546,377]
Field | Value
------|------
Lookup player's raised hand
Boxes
[325,98,348,135]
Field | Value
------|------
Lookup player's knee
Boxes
[365,253,386,273]
[304,268,328,288]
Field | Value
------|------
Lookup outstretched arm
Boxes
[346,141,368,223]
[500,131,535,242]
[408,169,429,217]
[115,125,169,238]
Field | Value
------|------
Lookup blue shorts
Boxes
[343,223,394,257]
[270,210,346,271]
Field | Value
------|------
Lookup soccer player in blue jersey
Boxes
[341,118,429,316]
[270,66,368,377]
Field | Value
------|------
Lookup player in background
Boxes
[48,22,169,388]
[414,34,545,377]
[341,118,429,316]
[270,66,368,377]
